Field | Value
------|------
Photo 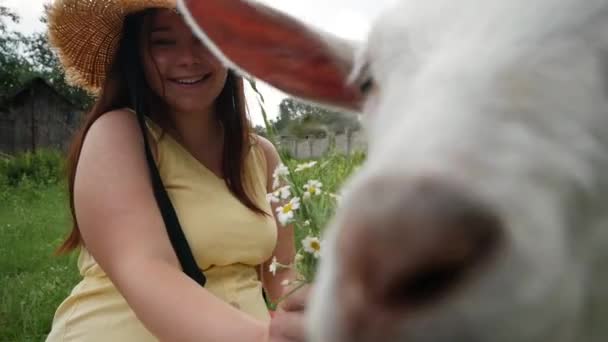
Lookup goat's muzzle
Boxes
[333,177,504,340]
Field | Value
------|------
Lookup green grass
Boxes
[0,182,80,342]
[280,152,365,282]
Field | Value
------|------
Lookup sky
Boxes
[2,0,397,125]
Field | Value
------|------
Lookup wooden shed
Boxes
[0,77,83,154]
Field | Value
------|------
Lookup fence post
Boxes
[308,136,313,158]
[328,131,336,155]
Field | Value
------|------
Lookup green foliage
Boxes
[0,4,93,108]
[0,184,79,341]
[253,125,269,138]
[272,98,361,138]
[25,30,94,108]
[247,78,279,139]
[286,153,364,195]
[0,5,19,29]
[0,5,34,96]
[277,146,294,160]
[0,150,65,187]
[0,164,8,200]
[247,78,367,306]
[264,152,365,310]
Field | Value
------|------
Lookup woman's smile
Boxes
[169,72,213,88]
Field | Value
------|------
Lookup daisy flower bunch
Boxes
[264,154,364,310]
[266,157,345,291]
[247,78,365,307]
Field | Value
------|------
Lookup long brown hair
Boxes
[57,9,266,254]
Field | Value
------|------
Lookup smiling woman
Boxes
[42,0,302,341]
[143,11,229,119]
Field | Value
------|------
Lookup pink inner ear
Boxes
[182,0,362,110]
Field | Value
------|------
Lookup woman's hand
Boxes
[268,285,312,342]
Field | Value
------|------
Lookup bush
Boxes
[0,150,65,187]
[0,159,8,187]
[0,166,8,201]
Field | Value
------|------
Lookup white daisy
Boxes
[302,236,322,258]
[295,253,304,263]
[294,161,318,172]
[272,163,289,189]
[276,197,300,226]
[267,185,291,204]
[266,192,279,204]
[277,185,291,200]
[329,192,342,204]
[303,180,323,199]
[268,256,279,276]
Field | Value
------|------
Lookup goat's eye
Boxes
[360,77,375,94]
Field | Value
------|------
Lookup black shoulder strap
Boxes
[135,112,206,287]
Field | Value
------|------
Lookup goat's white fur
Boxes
[307,0,608,341]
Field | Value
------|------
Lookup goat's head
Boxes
[178,0,608,341]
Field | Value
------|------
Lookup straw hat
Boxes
[48,0,177,93]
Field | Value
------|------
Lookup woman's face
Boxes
[141,9,228,115]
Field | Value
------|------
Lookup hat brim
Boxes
[48,0,176,93]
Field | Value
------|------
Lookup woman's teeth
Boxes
[175,75,208,85]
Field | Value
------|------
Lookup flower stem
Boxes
[267,281,308,312]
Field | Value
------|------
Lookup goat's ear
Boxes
[178,0,363,111]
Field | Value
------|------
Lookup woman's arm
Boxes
[75,110,268,342]
[256,136,297,304]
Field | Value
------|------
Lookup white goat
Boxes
[178,0,608,341]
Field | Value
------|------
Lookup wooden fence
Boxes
[276,130,367,159]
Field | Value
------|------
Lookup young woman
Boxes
[45,1,305,341]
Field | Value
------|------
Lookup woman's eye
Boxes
[151,39,176,46]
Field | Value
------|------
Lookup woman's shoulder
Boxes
[87,108,141,143]
[249,135,280,190]
[76,108,150,193]
[85,108,159,158]
[251,135,280,169]
[80,108,142,160]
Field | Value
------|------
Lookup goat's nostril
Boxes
[381,203,503,311]
[380,238,495,311]
[338,179,504,318]
[381,257,471,310]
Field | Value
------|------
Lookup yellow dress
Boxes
[46,119,277,341]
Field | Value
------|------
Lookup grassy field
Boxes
[0,150,364,341]
[0,182,80,341]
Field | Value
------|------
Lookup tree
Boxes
[273,98,301,133]
[0,5,92,109]
[0,6,33,96]
[274,98,361,138]
[23,4,93,108]
[253,125,268,137]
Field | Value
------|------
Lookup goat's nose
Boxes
[335,178,503,338]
